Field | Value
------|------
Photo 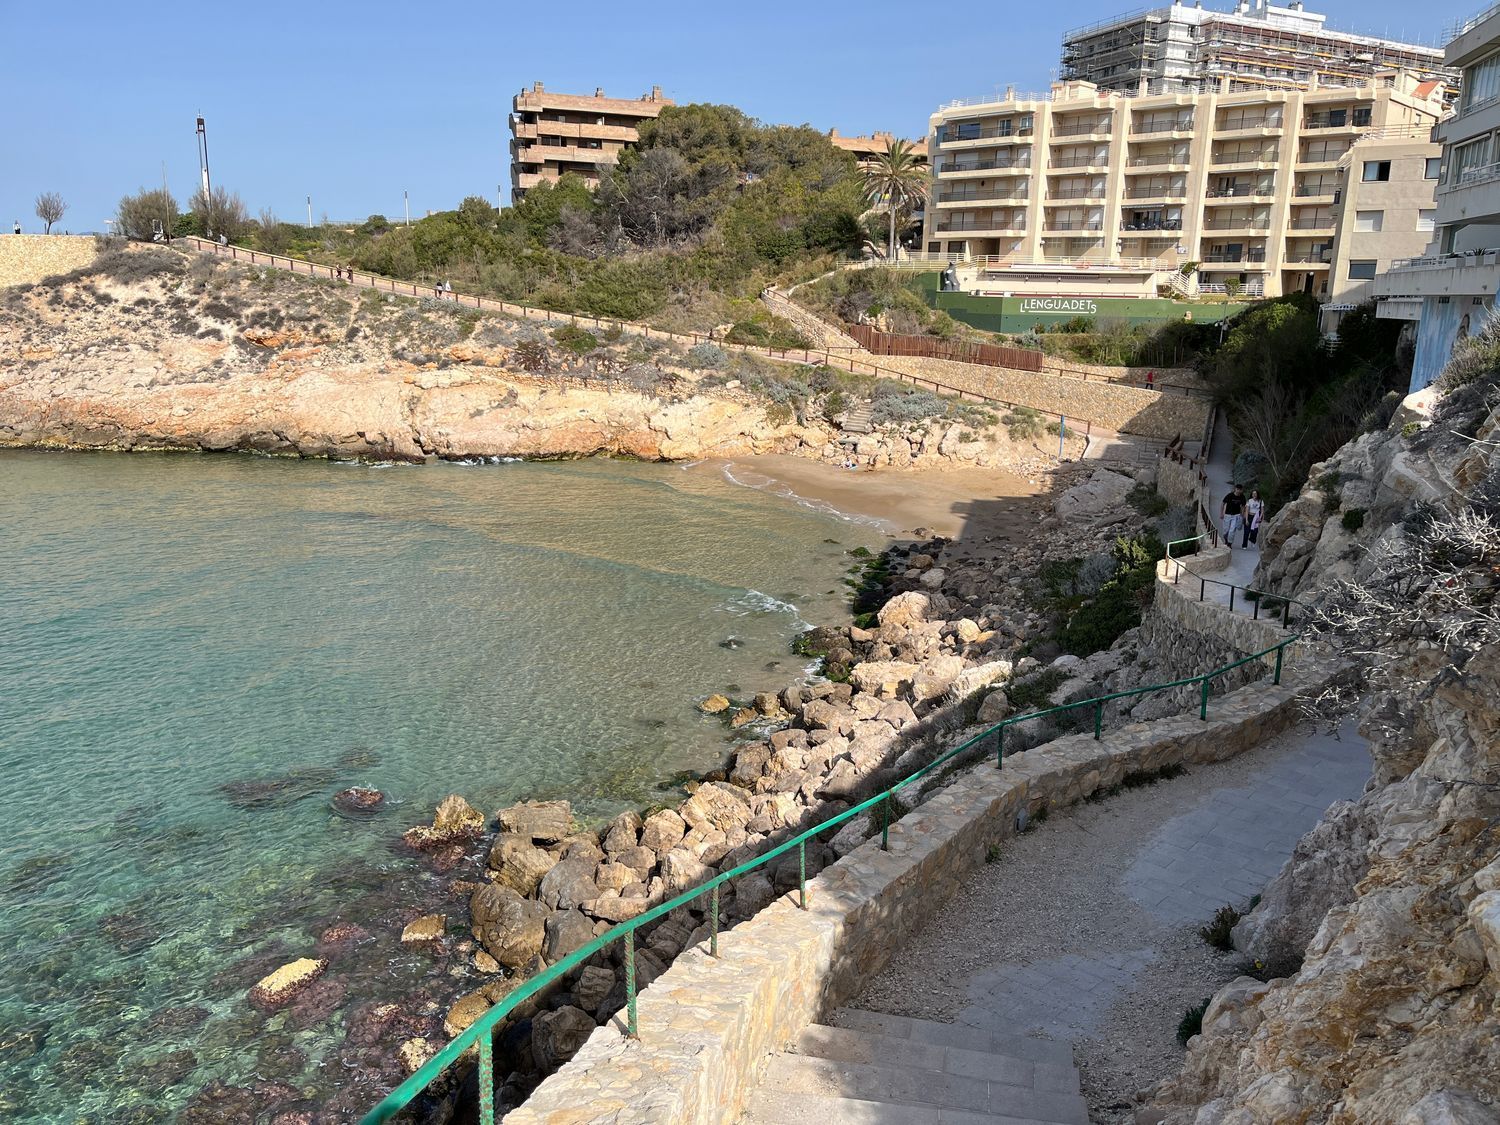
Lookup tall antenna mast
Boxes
[196,115,212,198]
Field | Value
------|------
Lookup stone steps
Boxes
[842,404,875,435]
[740,1011,1086,1125]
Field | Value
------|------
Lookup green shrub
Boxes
[512,339,551,373]
[684,342,730,370]
[1178,998,1212,1044]
[1002,406,1046,441]
[552,324,598,355]
[1199,904,1244,951]
[1341,507,1366,532]
[1401,420,1421,439]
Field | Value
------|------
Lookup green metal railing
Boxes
[1165,536,1309,627]
[361,626,1302,1125]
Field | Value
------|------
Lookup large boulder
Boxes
[602,810,642,854]
[950,660,1014,700]
[911,654,966,704]
[848,661,920,698]
[877,591,930,628]
[531,1006,598,1071]
[469,884,548,969]
[679,783,751,833]
[402,794,485,849]
[248,958,326,1011]
[543,909,597,962]
[801,698,853,733]
[639,809,687,856]
[488,835,558,896]
[536,856,598,911]
[1052,468,1134,521]
[495,799,572,845]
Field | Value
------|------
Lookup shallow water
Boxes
[0,450,882,1122]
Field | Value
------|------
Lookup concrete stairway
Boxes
[841,403,875,435]
[741,1008,1088,1125]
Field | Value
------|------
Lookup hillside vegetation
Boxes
[230,105,870,336]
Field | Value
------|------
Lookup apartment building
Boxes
[923,70,1446,300]
[826,129,929,168]
[1321,132,1442,331]
[1374,5,1500,390]
[509,83,672,201]
[1062,1,1453,98]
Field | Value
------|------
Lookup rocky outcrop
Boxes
[1147,386,1500,1124]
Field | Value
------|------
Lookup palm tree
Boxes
[861,140,928,261]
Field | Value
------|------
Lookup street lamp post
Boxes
[307,196,312,227]
[404,190,410,227]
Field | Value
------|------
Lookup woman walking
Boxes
[1243,489,1265,548]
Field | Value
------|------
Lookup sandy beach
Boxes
[701,453,1056,544]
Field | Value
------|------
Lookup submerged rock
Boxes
[399,914,447,947]
[331,786,385,818]
[402,794,484,850]
[248,958,327,1011]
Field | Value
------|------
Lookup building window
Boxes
[1353,106,1371,127]
[1348,260,1378,280]
[1417,209,1436,232]
[1453,138,1493,183]
[1463,50,1500,112]
[1354,210,1384,233]
[1362,161,1390,182]
[1425,157,1442,179]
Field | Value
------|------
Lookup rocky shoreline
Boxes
[242,460,1208,1122]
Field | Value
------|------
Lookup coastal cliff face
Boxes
[0,246,816,462]
[1147,378,1500,1123]
[0,245,1057,472]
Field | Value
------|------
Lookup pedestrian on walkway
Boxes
[12,220,20,235]
[1146,369,1156,390]
[1243,489,1264,548]
[1220,483,1246,549]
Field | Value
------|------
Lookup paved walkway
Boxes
[853,722,1370,1119]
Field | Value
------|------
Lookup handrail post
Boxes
[1228,586,1235,614]
[995,724,1005,768]
[798,841,808,908]
[478,1030,495,1125]
[624,930,639,1038]
[881,793,891,850]
[1253,595,1261,620]
[1199,676,1210,720]
[709,885,720,957]
[1282,600,1290,628]
[1200,578,1206,601]
[1274,645,1284,685]
[1094,701,1103,740]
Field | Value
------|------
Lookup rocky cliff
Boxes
[0,244,1054,472]
[1146,365,1500,1123]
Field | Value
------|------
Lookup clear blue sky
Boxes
[3,0,1450,232]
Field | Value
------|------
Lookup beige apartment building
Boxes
[1322,132,1442,328]
[509,83,672,201]
[923,70,1446,299]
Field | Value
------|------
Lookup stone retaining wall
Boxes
[1154,553,1299,671]
[0,234,99,289]
[761,288,861,351]
[1157,456,1203,509]
[872,353,1209,440]
[504,666,1324,1125]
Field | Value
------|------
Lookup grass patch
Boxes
[1177,998,1212,1045]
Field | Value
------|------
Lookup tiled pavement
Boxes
[955,724,1370,1042]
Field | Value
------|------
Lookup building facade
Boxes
[509,83,672,202]
[1062,1,1452,97]
[1374,6,1500,390]
[922,71,1445,301]
[826,129,929,167]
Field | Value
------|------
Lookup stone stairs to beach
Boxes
[740,1008,1088,1125]
[841,403,875,435]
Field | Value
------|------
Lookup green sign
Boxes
[913,273,1245,333]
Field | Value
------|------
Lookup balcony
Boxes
[1295,182,1339,199]
[1125,188,1187,202]
[1046,188,1106,201]
[1216,116,1283,137]
[935,218,1027,234]
[1119,218,1183,232]
[1128,152,1191,168]
[1200,249,1268,264]
[933,188,1028,206]
[1050,155,1110,170]
[1212,150,1277,169]
[938,126,1032,145]
[1298,147,1351,167]
[1132,118,1194,134]
[938,160,1031,177]
[1283,255,1331,267]
[1050,119,1112,138]
[1045,219,1104,231]
[1204,186,1274,201]
[1374,249,1500,300]
[1202,219,1271,232]
[1289,216,1335,230]
[1302,112,1369,132]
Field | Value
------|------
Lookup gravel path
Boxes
[853,721,1370,1123]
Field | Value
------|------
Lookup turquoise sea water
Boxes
[0,450,881,1122]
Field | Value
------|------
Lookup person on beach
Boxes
[1220,483,1246,549]
[1243,489,1265,548]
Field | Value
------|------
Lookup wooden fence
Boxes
[846,324,1045,372]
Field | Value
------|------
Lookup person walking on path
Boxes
[1220,483,1246,549]
[12,220,20,235]
[1146,369,1156,390]
[1243,489,1265,548]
